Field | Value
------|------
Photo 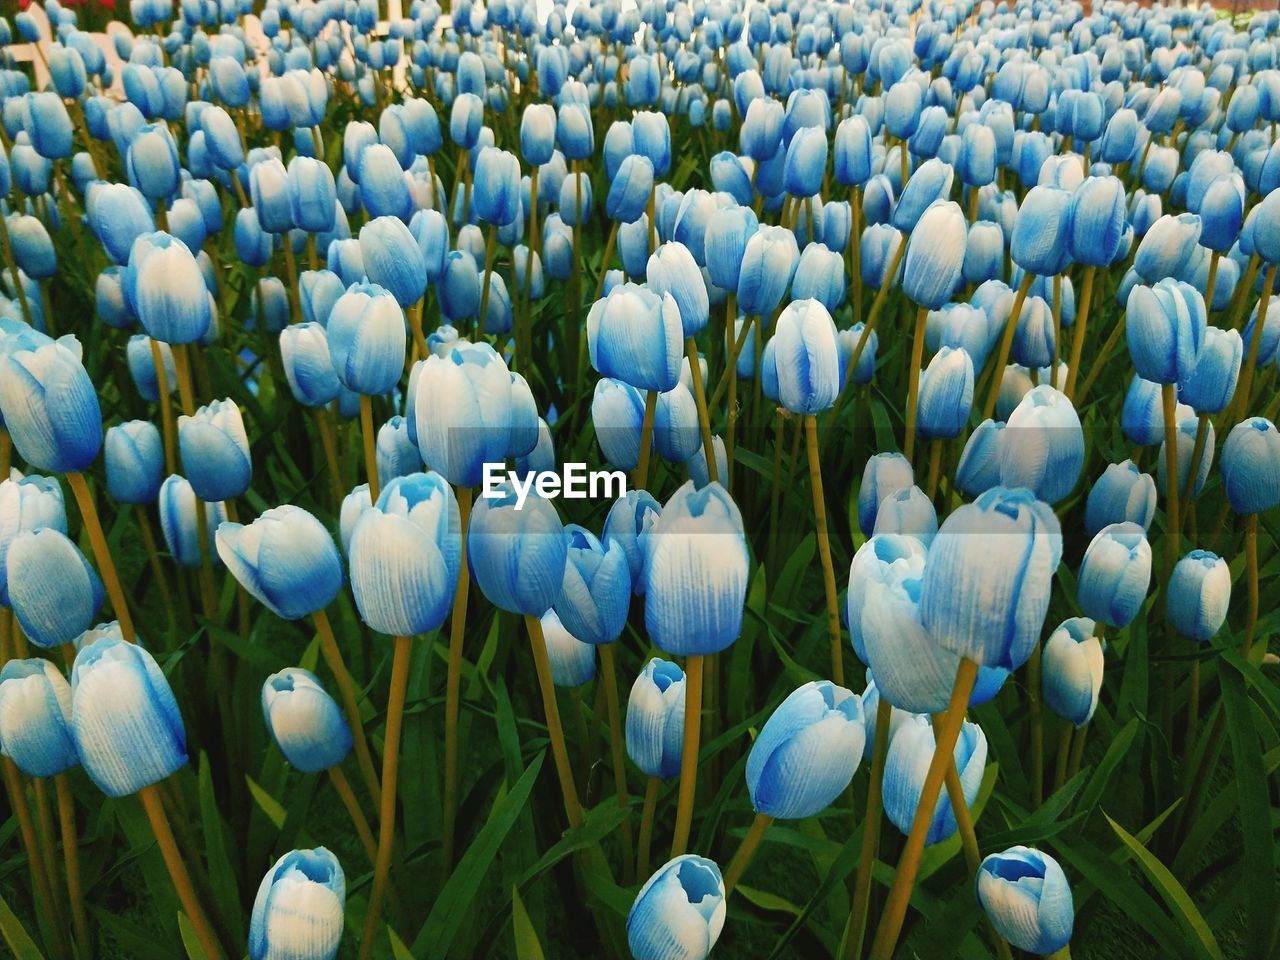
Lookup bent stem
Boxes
[135,505,178,639]
[845,696,892,960]
[903,305,929,462]
[805,414,844,687]
[633,390,659,491]
[598,643,635,880]
[55,773,92,960]
[139,784,226,960]
[686,338,718,485]
[359,393,381,504]
[358,634,413,960]
[670,653,705,858]
[1064,266,1095,400]
[66,472,136,644]
[442,486,474,867]
[869,659,979,960]
[1160,384,1181,579]
[722,811,773,897]
[313,609,382,809]
[524,614,585,829]
[636,776,661,881]
[1073,313,1127,408]
[981,272,1036,421]
[329,766,378,869]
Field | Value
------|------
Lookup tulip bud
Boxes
[746,681,865,819]
[0,338,102,474]
[1011,186,1073,277]
[628,856,726,960]
[127,232,212,345]
[358,143,413,221]
[834,115,872,186]
[1180,327,1241,414]
[261,669,352,773]
[105,420,164,505]
[647,242,708,336]
[884,714,987,844]
[999,386,1084,505]
[553,525,631,645]
[976,847,1074,955]
[71,634,188,797]
[771,298,841,414]
[6,528,102,649]
[587,282,683,393]
[0,474,66,608]
[0,659,78,778]
[520,103,556,167]
[217,506,344,621]
[1221,417,1280,515]
[326,281,406,396]
[468,479,567,616]
[414,341,515,487]
[126,122,181,200]
[916,346,974,440]
[607,154,654,224]
[1133,213,1202,281]
[1125,278,1206,385]
[158,475,227,567]
[736,225,799,317]
[280,322,342,407]
[1077,522,1152,629]
[472,147,521,226]
[177,398,251,503]
[287,156,337,234]
[1085,461,1157,535]
[1042,617,1103,727]
[1068,176,1126,267]
[1167,551,1232,642]
[872,486,938,546]
[249,848,346,960]
[625,658,685,779]
[603,490,662,595]
[541,609,596,687]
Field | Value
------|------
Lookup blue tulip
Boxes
[626,658,685,779]
[1077,522,1152,629]
[177,398,250,503]
[1067,176,1126,267]
[95,268,132,329]
[1042,617,1103,727]
[1126,278,1206,384]
[592,379,645,472]
[1085,461,1157,535]
[901,202,967,309]
[782,126,827,199]
[0,659,78,778]
[771,298,841,414]
[1010,186,1073,277]
[540,609,596,687]
[741,98,784,161]
[279,322,341,407]
[644,482,748,657]
[1242,296,1280,371]
[473,147,521,226]
[587,282,683,393]
[838,324,878,387]
[705,206,758,294]
[377,416,419,488]
[999,386,1084,505]
[603,491,662,595]
[916,346,974,441]
[358,143,413,220]
[647,242,708,336]
[520,103,556,167]
[356,217,426,310]
[216,506,343,621]
[736,225,799,317]
[248,157,294,235]
[891,159,954,234]
[628,856,726,960]
[26,92,73,160]
[954,419,1005,498]
[126,122,180,200]
[1221,417,1280,515]
[1180,326,1241,414]
[607,154,654,224]
[884,714,987,844]
[158,474,227,567]
[553,525,631,645]
[261,669,352,773]
[105,420,164,505]
[413,341,516,487]
[790,243,845,312]
[976,847,1074,955]
[1196,176,1245,253]
[0,337,102,474]
[71,634,187,797]
[1159,413,1215,502]
[287,156,337,234]
[872,486,938,546]
[468,479,566,617]
[126,336,178,405]
[249,848,346,960]
[709,152,753,207]
[5,528,101,649]
[631,111,670,176]
[958,123,997,187]
[1167,551,1232,642]
[234,208,274,268]
[127,232,212,344]
[1134,213,1202,282]
[857,453,914,536]
[556,102,594,161]
[834,115,873,187]
[326,281,406,396]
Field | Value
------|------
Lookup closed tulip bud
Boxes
[1077,522,1152,629]
[159,475,227,567]
[976,848,1074,955]
[349,473,460,635]
[280,323,342,407]
[1160,414,1215,501]
[782,126,827,199]
[857,453,915,536]
[234,208,274,269]
[261,668,352,773]
[248,157,294,235]
[1167,551,1232,642]
[872,486,938,545]
[587,282,683,393]
[355,217,425,310]
[471,147,521,227]
[1197,176,1245,253]
[6,529,103,649]
[468,480,566,617]
[839,323,879,387]
[553,525,630,645]
[644,481,747,656]
[0,338,102,474]
[603,491,662,595]
[626,657,684,778]
[606,154,653,224]
[520,103,556,167]
[87,183,158,266]
[628,855,725,960]
[249,848,346,960]
[646,242,708,336]
[1010,186,1072,277]
[916,346,974,441]
[704,206,758,294]
[556,102,594,161]
[178,399,251,503]
[377,416,419,487]
[998,385,1084,505]
[1121,376,1170,447]
[884,714,987,844]
[891,158,954,234]
[737,225,799,317]
[1041,617,1103,727]
[125,122,180,200]
[922,487,1057,669]
[772,298,841,414]
[1242,297,1280,371]
[326,281,406,396]
[708,152,752,207]
[105,420,164,505]
[286,156,337,234]
[1221,418,1280,515]
[1180,326,1241,414]
[217,506,343,622]
[70,631,187,796]
[1126,279,1206,385]
[5,214,55,280]
[1134,213,1202,282]
[592,378,644,471]
[540,609,596,687]
[790,243,845,312]
[0,473,66,604]
[1067,176,1126,267]
[959,219,1001,285]
[0,659,77,778]
[1246,190,1280,264]
[954,419,1005,498]
[414,342,514,487]
[902,202,966,309]
[26,91,73,160]
[127,232,212,345]
[740,98,784,162]
[1086,461,1157,535]
[744,681,864,820]
[357,144,413,221]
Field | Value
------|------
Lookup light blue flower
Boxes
[1077,522,1152,629]
[327,281,407,396]
[158,475,228,568]
[976,847,1074,955]
[540,609,596,687]
[1167,551,1231,642]
[216,505,344,622]
[1221,417,1280,515]
[178,398,251,503]
[773,298,841,414]
[261,668,352,772]
[1085,461,1157,535]
[999,386,1084,505]
[0,337,102,474]
[0,659,78,778]
[626,658,685,780]
[883,715,987,845]
[468,480,567,617]
[628,855,726,960]
[249,848,346,960]
[7,528,104,649]
[1042,618,1103,727]
[413,341,515,488]
[857,453,915,536]
[554,525,631,645]
[587,282,684,393]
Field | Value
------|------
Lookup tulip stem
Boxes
[314,408,346,511]
[359,393,381,504]
[804,414,845,687]
[1228,263,1277,429]
[1177,413,1210,537]
[981,272,1036,421]
[1183,652,1201,772]
[55,773,92,960]
[0,211,34,328]
[477,224,499,335]
[846,696,893,960]
[0,427,10,477]
[135,505,179,640]
[1242,513,1259,657]
[851,188,863,328]
[281,233,303,325]
[592,220,620,305]
[723,811,773,897]
[925,440,943,501]
[599,643,636,880]
[1204,252,1220,318]
[442,486,473,868]
[66,472,136,645]
[1050,273,1063,388]
[329,766,378,869]
[1073,312,1126,408]
[1226,253,1261,334]
[31,777,67,944]
[138,784,227,960]
[524,614,584,829]
[902,305,929,463]
[709,312,754,411]
[725,298,739,490]
[150,338,178,474]
[3,760,71,960]
[1063,266,1095,400]
[358,634,413,960]
[687,338,719,485]
[633,390,659,491]
[406,300,428,363]
[670,653,704,858]
[1160,383,1181,578]
[1054,722,1074,795]
[636,776,661,881]
[1046,947,1073,960]
[1028,636,1045,807]
[869,658,979,960]
[313,610,382,809]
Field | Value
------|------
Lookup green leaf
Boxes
[388,927,416,960]
[411,752,546,957]
[736,885,803,916]
[245,775,288,829]
[1076,717,1140,814]
[177,912,211,960]
[0,892,45,959]
[511,886,546,960]
[1104,814,1226,960]
[198,753,244,946]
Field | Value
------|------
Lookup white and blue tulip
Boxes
[261,668,352,773]
[883,714,987,845]
[627,855,726,960]
[1077,522,1152,629]
[0,659,78,778]
[1041,618,1104,727]
[249,848,346,960]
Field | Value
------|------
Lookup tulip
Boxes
[127,232,212,345]
[999,386,1084,505]
[540,609,596,687]
[772,299,841,415]
[158,475,227,567]
[0,474,66,608]
[626,658,685,780]
[1077,523,1152,629]
[0,659,78,778]
[473,147,522,226]
[857,453,914,536]
[7,215,56,280]
[126,122,181,200]
[976,847,1074,955]
[414,341,516,488]
[587,282,684,394]
[647,242,709,337]
[954,420,1005,498]
[916,347,974,441]
[1085,461,1157,535]
[376,417,419,488]
[1042,618,1104,727]
[520,103,556,167]
[358,217,426,308]
[902,202,966,309]
[1010,186,1073,277]
[834,115,873,187]
[592,378,645,471]
[349,473,460,635]
[627,856,726,960]
[603,490,662,594]
[1167,551,1232,642]
[71,634,187,797]
[177,398,251,503]
[280,323,342,407]
[249,848,346,960]
[554,525,630,645]
[746,681,865,819]
[1159,414,1215,501]
[736,225,800,317]
[891,159,953,233]
[327,281,407,396]
[104,420,164,505]
[1221,417,1280,516]
[705,206,758,293]
[261,669,352,773]
[216,506,344,621]
[1180,327,1241,414]
[1126,279,1206,385]
[0,338,101,474]
[872,487,938,546]
[1133,213,1202,282]
[783,126,827,198]
[883,715,987,844]
[467,478,567,617]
